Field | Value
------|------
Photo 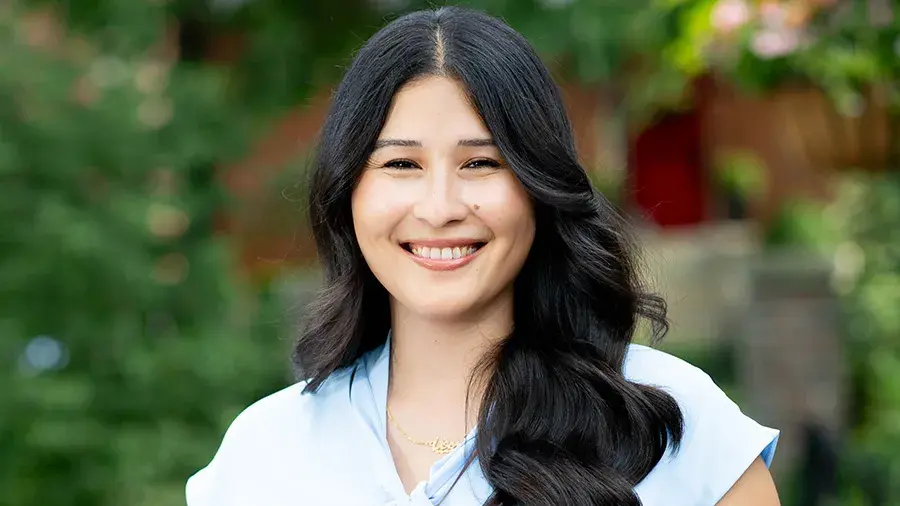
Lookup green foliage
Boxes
[159,0,681,116]
[1,3,687,504]
[16,1,702,121]
[0,5,289,506]
[26,0,900,126]
[830,174,900,503]
[5,1,900,505]
[222,0,673,114]
[703,1,900,104]
[712,149,766,200]
[764,199,838,251]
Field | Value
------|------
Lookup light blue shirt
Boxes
[187,340,778,505]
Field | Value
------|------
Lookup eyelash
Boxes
[382,158,501,170]
[383,159,418,169]
[465,159,501,169]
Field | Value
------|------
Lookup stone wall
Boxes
[641,224,845,484]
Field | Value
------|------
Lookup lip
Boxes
[401,240,486,272]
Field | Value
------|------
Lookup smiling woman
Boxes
[186,7,781,506]
[353,76,534,320]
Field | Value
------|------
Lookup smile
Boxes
[400,241,486,271]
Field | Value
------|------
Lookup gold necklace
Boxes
[386,408,465,456]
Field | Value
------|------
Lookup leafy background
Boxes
[3,1,898,505]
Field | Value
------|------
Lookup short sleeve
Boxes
[625,345,779,504]
[185,465,213,506]
[185,419,240,506]
[183,382,310,506]
[676,372,780,504]
[183,401,272,505]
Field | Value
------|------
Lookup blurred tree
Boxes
[42,0,900,131]
[27,0,682,117]
[218,0,675,115]
[0,4,289,506]
[830,173,900,505]
[0,4,682,504]
[7,1,900,505]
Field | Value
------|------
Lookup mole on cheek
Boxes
[474,204,481,210]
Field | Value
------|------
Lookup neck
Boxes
[387,290,512,425]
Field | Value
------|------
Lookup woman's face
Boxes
[352,76,535,320]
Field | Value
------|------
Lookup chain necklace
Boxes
[386,408,465,456]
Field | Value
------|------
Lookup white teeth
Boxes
[408,244,480,260]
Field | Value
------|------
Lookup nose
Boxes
[411,171,469,227]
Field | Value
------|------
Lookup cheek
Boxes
[351,173,412,247]
[352,175,390,244]
[468,178,535,244]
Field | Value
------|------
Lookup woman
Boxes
[187,7,780,506]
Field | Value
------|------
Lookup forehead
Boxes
[379,76,491,140]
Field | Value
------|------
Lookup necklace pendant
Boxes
[430,438,458,455]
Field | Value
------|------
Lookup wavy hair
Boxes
[294,7,684,505]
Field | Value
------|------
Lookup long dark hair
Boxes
[295,7,684,505]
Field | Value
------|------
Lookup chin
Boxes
[402,296,480,321]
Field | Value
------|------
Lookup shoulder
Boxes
[219,366,355,430]
[623,343,732,409]
[624,344,780,504]
[205,378,322,449]
[624,342,710,388]
[185,369,356,505]
[624,343,752,422]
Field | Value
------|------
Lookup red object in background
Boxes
[629,110,707,228]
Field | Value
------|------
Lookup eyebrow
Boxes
[373,138,495,149]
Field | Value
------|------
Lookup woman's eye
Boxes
[464,158,501,169]
[383,159,419,170]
